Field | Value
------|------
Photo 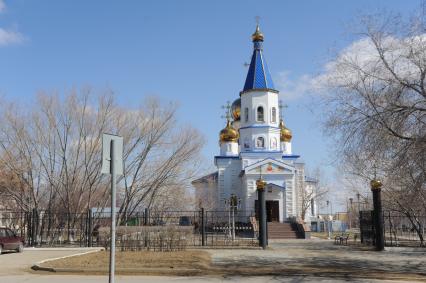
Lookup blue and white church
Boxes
[193,26,318,224]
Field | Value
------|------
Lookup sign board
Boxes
[101,133,124,175]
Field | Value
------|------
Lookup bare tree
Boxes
[300,168,328,221]
[316,11,426,244]
[0,89,204,223]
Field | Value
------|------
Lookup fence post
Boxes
[359,211,364,244]
[144,208,149,226]
[371,179,384,251]
[256,178,267,249]
[88,209,93,247]
[31,208,38,247]
[201,208,206,246]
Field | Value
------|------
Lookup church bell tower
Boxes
[239,25,281,155]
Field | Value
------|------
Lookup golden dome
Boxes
[252,25,264,42]
[279,119,292,142]
[231,98,241,121]
[219,120,239,143]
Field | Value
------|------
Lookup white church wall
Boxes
[294,162,305,219]
[240,90,279,126]
[220,141,238,156]
[285,178,295,218]
[216,158,242,210]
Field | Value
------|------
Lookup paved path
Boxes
[0,248,100,275]
[208,239,426,280]
[0,274,418,283]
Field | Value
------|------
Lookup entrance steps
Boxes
[267,222,300,239]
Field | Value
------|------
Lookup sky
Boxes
[0,0,422,211]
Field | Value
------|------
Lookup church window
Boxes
[271,107,277,123]
[271,137,277,149]
[227,144,232,151]
[244,138,250,149]
[256,137,265,148]
[257,106,264,122]
[311,198,315,215]
[244,108,249,122]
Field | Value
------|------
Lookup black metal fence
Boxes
[359,210,425,247]
[0,209,257,249]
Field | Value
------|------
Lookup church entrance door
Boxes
[255,200,280,222]
[266,201,279,222]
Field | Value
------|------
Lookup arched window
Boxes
[256,137,265,148]
[270,137,277,149]
[271,107,277,123]
[257,106,264,122]
[244,108,249,122]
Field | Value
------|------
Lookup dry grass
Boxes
[46,250,211,270]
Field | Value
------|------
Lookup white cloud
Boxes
[275,71,314,101]
[311,34,426,92]
[276,33,426,101]
[0,0,5,13]
[0,28,25,46]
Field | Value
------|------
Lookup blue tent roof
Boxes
[242,34,276,92]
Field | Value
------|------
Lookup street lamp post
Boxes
[223,198,232,239]
[224,194,241,241]
[230,194,240,241]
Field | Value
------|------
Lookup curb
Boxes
[26,247,104,251]
[31,248,104,272]
[31,266,204,276]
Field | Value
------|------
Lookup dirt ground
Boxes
[39,239,426,281]
[46,250,211,271]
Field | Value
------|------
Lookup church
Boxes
[192,25,318,225]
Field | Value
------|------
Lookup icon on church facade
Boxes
[256,137,265,148]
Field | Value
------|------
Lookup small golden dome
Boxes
[370,179,383,190]
[256,178,267,190]
[231,98,241,121]
[252,25,264,42]
[219,120,239,143]
[279,119,292,142]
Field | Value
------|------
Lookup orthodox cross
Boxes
[279,100,288,120]
[221,101,232,121]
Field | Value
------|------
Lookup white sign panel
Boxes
[101,133,124,175]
